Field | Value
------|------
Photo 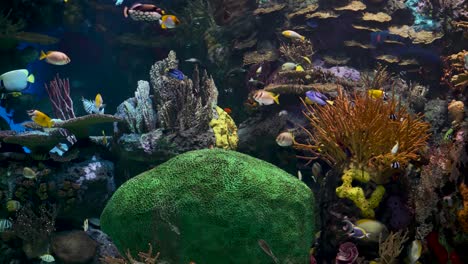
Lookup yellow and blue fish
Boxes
[82,93,105,114]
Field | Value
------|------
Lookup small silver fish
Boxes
[185,58,202,64]
[258,239,279,264]
[276,132,294,147]
[407,240,422,264]
[83,218,89,232]
[391,141,399,155]
[248,78,265,87]
[311,162,322,180]
[256,66,262,75]
[39,254,55,263]
[297,170,303,181]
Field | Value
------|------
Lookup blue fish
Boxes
[306,19,318,29]
[370,31,407,47]
[115,0,124,5]
[168,69,185,80]
[305,91,328,106]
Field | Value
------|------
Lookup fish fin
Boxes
[27,74,35,83]
[273,94,280,105]
[301,36,305,41]
[161,23,167,29]
[39,50,47,60]
[326,100,334,106]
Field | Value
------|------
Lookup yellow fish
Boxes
[102,130,108,146]
[160,15,180,29]
[253,90,279,105]
[23,167,37,179]
[302,56,312,64]
[295,65,304,72]
[27,110,54,128]
[95,93,104,109]
[6,200,21,212]
[368,89,387,100]
[282,30,305,41]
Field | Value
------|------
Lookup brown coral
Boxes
[287,4,319,20]
[458,183,468,232]
[243,50,279,65]
[294,89,430,177]
[335,1,367,11]
[253,4,285,16]
[362,12,392,22]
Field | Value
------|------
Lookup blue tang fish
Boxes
[168,69,185,80]
[305,91,329,106]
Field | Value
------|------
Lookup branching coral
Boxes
[150,51,218,132]
[377,230,409,264]
[0,9,25,35]
[360,64,392,90]
[294,89,430,178]
[279,40,315,69]
[101,243,160,264]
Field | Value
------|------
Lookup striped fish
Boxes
[0,219,12,232]
[49,128,77,157]
[82,93,105,114]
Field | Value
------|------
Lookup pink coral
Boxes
[336,242,358,263]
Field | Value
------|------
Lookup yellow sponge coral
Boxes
[336,168,385,218]
[209,106,238,150]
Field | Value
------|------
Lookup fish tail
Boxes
[39,50,47,60]
[27,74,35,83]
[326,100,334,106]
[273,94,280,105]
[161,23,167,29]
[123,6,129,18]
[300,36,305,41]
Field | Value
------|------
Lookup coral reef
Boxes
[101,243,159,264]
[377,230,409,264]
[12,204,56,258]
[101,149,315,264]
[335,168,385,218]
[51,231,98,264]
[114,51,225,162]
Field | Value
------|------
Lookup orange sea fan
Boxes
[294,89,431,175]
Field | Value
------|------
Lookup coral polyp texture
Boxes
[100,149,315,264]
[295,89,430,178]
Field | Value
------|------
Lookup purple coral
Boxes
[336,242,358,264]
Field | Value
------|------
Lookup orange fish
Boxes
[27,110,54,128]
[39,50,71,65]
[223,107,232,114]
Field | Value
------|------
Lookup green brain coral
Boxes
[101,149,315,264]
[209,106,238,150]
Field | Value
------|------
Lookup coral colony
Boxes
[0,0,467,264]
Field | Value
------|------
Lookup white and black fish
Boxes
[0,219,12,232]
[82,94,105,114]
[391,161,400,169]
